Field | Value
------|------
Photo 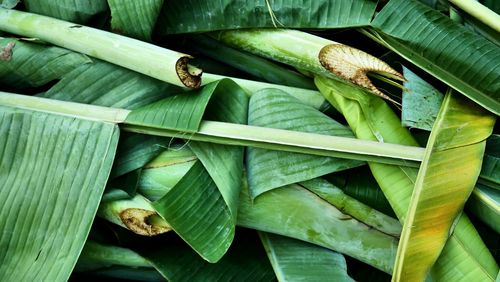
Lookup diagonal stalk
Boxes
[0,91,424,166]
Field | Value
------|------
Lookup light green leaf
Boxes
[394,91,495,281]
[24,0,108,24]
[238,181,398,273]
[370,0,500,115]
[401,67,444,131]
[157,0,377,34]
[0,38,90,90]
[260,232,354,282]
[107,0,164,41]
[1,0,19,9]
[0,106,119,281]
[246,88,362,198]
[316,76,499,281]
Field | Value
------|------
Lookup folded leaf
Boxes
[467,184,500,234]
[480,135,500,190]
[0,106,119,281]
[246,88,362,198]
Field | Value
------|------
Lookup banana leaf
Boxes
[467,184,500,234]
[370,0,500,115]
[0,37,90,90]
[156,0,377,35]
[316,76,499,281]
[107,0,164,41]
[480,134,500,190]
[23,0,108,24]
[401,66,444,131]
[1,0,19,9]
[393,91,495,281]
[259,232,354,282]
[0,106,119,281]
[246,88,362,198]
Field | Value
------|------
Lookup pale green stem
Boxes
[300,179,402,238]
[0,8,202,88]
[0,91,425,166]
[448,0,500,33]
[98,189,171,236]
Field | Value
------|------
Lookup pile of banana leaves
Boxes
[0,0,498,281]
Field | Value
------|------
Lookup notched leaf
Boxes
[120,208,171,236]
[0,41,15,61]
[319,44,404,106]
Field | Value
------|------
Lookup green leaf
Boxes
[0,38,90,90]
[107,0,164,41]
[260,232,354,282]
[24,0,108,24]
[467,184,500,234]
[371,0,500,115]
[126,80,238,132]
[157,0,377,34]
[238,181,398,273]
[401,67,444,131]
[393,92,495,281]
[316,76,499,281]
[1,0,19,9]
[0,106,119,281]
[109,132,171,179]
[246,88,362,198]
[41,60,180,109]
[479,134,500,190]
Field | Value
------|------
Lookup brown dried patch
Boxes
[319,44,404,105]
[120,208,171,236]
[0,41,16,61]
[176,56,202,89]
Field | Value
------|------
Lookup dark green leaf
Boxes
[24,0,108,24]
[371,0,500,115]
[157,0,377,34]
[479,134,500,190]
[108,0,164,41]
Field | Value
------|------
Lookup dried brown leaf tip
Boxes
[319,44,405,106]
[120,208,171,236]
[176,56,202,89]
[0,41,16,61]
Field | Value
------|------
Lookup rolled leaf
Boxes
[260,232,354,282]
[393,91,495,281]
[0,106,119,281]
[467,185,500,234]
[370,0,500,115]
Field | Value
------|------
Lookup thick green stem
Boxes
[449,0,500,33]
[0,8,202,88]
[98,189,171,236]
[188,35,316,89]
[0,91,425,166]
